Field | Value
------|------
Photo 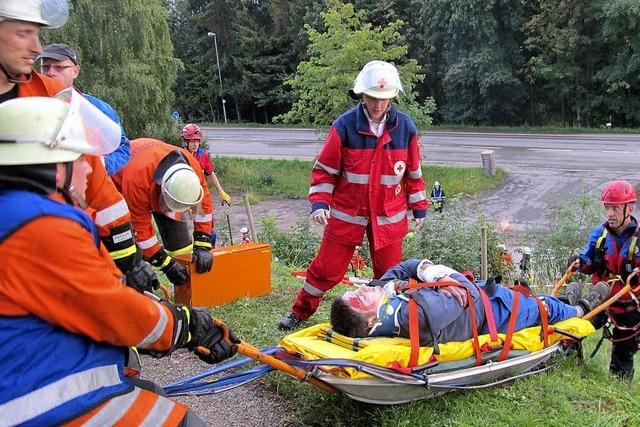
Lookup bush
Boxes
[257,216,320,267]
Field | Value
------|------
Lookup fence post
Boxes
[243,193,258,242]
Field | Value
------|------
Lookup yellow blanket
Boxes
[279,318,595,379]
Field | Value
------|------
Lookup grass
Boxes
[206,263,640,426]
[213,157,507,204]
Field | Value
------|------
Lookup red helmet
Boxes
[181,123,202,140]
[600,180,637,204]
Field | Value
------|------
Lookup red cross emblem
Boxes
[396,164,404,173]
[393,161,406,175]
[377,77,387,88]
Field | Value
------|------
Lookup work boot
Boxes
[278,313,303,331]
[579,282,610,315]
[564,282,583,307]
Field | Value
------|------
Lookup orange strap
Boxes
[499,291,521,361]
[408,298,421,367]
[479,288,498,342]
[513,285,550,347]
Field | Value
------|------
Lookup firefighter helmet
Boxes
[600,180,637,205]
[160,163,204,212]
[0,0,68,28]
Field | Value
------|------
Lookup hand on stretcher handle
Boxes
[550,261,579,296]
[196,318,337,393]
[583,268,640,321]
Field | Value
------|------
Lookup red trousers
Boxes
[291,232,402,320]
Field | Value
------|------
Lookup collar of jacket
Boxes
[355,102,398,136]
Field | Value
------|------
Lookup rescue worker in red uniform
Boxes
[0,95,238,426]
[112,138,215,287]
[569,180,640,379]
[0,1,158,294]
[279,60,428,330]
[181,123,232,206]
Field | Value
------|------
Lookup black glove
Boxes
[125,259,160,293]
[567,255,583,271]
[193,231,214,274]
[149,250,189,286]
[187,308,239,364]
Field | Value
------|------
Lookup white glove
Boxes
[413,217,424,227]
[311,208,330,226]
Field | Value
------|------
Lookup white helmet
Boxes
[160,163,204,212]
[0,0,68,28]
[352,60,403,99]
[521,246,532,255]
[434,181,440,187]
[0,89,120,165]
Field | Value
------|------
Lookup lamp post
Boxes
[207,31,228,124]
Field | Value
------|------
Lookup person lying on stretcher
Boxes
[330,259,608,344]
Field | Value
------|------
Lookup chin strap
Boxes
[57,162,88,208]
[0,61,31,85]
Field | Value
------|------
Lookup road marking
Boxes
[458,146,501,150]
[602,150,633,154]
[527,148,573,152]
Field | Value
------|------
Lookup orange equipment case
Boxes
[180,243,272,307]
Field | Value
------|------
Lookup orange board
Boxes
[189,243,272,307]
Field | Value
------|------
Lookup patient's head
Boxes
[330,284,384,337]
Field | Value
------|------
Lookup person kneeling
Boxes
[330,259,608,342]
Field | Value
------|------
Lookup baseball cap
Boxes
[37,43,79,65]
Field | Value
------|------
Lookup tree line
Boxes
[44,0,640,138]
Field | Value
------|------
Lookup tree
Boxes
[274,0,434,128]
[421,0,527,125]
[42,0,181,138]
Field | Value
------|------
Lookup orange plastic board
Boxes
[190,243,272,307]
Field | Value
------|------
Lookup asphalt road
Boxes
[203,127,640,233]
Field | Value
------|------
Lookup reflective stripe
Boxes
[377,210,407,225]
[109,244,137,260]
[380,174,403,186]
[83,387,141,427]
[309,183,335,195]
[408,190,427,203]
[313,160,339,176]
[343,171,369,184]
[94,199,129,227]
[138,235,159,250]
[137,303,169,348]
[140,394,176,427]
[331,208,368,226]
[167,243,193,256]
[0,365,121,426]
[194,240,212,249]
[303,281,325,297]
[194,213,212,223]
[158,256,172,269]
[408,168,423,179]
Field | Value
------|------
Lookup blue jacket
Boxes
[85,94,130,175]
[375,259,577,345]
[0,190,131,426]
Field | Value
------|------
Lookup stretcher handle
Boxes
[550,261,579,296]
[583,269,640,321]
[160,284,171,301]
[196,319,336,394]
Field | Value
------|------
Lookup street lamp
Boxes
[207,31,228,124]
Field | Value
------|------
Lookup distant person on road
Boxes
[568,180,640,379]
[278,60,428,330]
[430,181,445,213]
[181,123,231,206]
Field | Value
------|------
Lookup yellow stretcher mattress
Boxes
[279,318,595,379]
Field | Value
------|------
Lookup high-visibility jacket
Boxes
[15,72,137,274]
[111,138,213,259]
[579,217,640,311]
[309,103,427,249]
[0,189,186,425]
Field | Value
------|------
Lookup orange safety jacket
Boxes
[16,72,137,272]
[111,138,213,259]
[0,190,186,425]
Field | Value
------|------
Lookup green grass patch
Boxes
[207,263,640,426]
[213,157,506,202]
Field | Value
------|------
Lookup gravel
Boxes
[141,351,295,426]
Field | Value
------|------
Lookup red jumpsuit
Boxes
[112,138,213,260]
[16,73,136,271]
[291,104,428,319]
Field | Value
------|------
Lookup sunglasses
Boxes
[41,64,76,73]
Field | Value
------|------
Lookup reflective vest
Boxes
[0,190,131,426]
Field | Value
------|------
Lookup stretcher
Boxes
[163,268,639,404]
